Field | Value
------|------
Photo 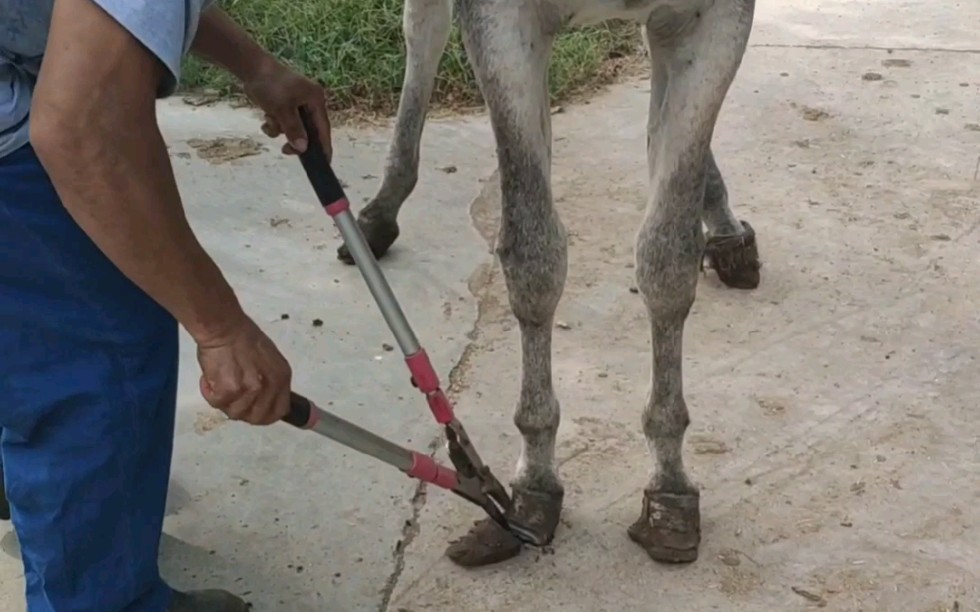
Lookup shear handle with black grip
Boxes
[283,392,313,428]
[295,106,346,208]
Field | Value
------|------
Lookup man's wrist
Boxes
[237,51,281,86]
[181,282,251,347]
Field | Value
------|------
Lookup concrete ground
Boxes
[1,0,978,610]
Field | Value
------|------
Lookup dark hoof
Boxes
[704,220,761,290]
[445,487,563,568]
[627,490,701,563]
[337,215,400,265]
[445,518,523,568]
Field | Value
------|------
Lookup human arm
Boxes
[30,0,290,424]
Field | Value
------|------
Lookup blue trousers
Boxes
[0,144,178,611]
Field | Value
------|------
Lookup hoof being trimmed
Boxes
[627,490,701,563]
[704,220,761,290]
[337,214,400,265]
[445,487,563,568]
[445,518,523,568]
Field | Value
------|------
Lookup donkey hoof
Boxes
[445,518,523,568]
[337,216,400,265]
[704,219,761,290]
[445,487,563,568]
[627,490,701,563]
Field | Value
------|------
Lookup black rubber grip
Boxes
[297,107,347,207]
[283,391,313,428]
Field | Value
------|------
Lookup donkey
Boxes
[338,0,762,567]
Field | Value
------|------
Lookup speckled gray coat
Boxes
[339,0,760,566]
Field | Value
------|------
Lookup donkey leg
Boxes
[627,1,755,564]
[702,148,761,289]
[338,0,452,264]
[444,3,565,568]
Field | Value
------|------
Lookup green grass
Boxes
[180,0,641,115]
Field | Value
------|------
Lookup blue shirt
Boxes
[0,0,214,159]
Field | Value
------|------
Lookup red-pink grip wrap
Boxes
[424,391,454,425]
[325,197,351,217]
[405,350,455,424]
[304,404,321,430]
[406,453,458,491]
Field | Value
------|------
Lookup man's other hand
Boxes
[196,315,292,426]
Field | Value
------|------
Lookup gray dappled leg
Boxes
[338,0,452,264]
[628,1,755,563]
[444,3,566,568]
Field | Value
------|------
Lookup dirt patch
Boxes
[194,410,228,435]
[689,434,731,455]
[797,104,831,121]
[186,136,266,164]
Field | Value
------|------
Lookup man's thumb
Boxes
[279,108,308,153]
[200,375,233,408]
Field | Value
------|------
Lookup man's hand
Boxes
[245,61,332,160]
[190,7,332,160]
[197,314,292,425]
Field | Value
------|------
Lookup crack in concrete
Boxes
[750,42,980,54]
[376,437,438,612]
[375,306,496,611]
[376,173,503,611]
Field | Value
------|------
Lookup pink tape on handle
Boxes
[304,404,321,429]
[406,453,459,491]
[405,350,439,392]
[406,349,455,424]
[424,391,454,425]
[325,197,351,217]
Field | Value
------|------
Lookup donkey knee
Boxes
[635,214,703,319]
[495,163,568,329]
